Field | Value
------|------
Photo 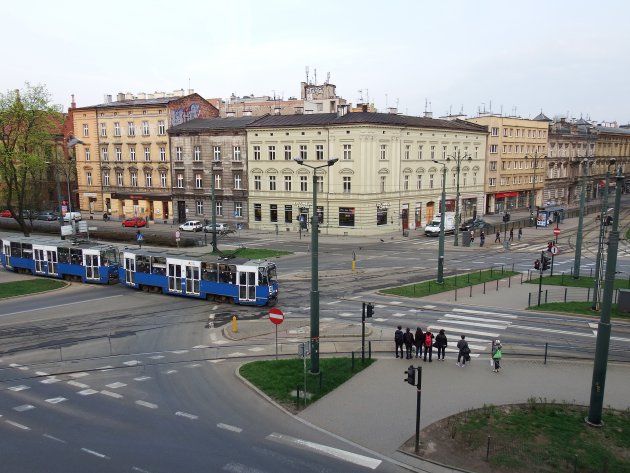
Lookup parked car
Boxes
[37,211,59,221]
[122,217,146,228]
[203,222,230,233]
[179,220,203,232]
[0,209,13,217]
[63,211,82,222]
[460,218,489,231]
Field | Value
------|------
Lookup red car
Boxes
[0,210,12,217]
[122,217,146,228]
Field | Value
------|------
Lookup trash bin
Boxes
[462,230,471,247]
[403,230,409,237]
[619,289,630,314]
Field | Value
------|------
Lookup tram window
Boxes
[268,265,277,282]
[151,256,166,275]
[103,248,118,265]
[203,262,218,281]
[137,255,150,273]
[58,247,70,263]
[258,268,268,285]
[22,244,33,259]
[70,249,83,265]
[10,242,22,258]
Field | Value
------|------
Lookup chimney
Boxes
[243,110,252,117]
[187,89,194,95]
[226,111,235,118]
[274,106,281,115]
[423,111,433,118]
[70,94,76,109]
[137,92,146,100]
[337,104,349,117]
[388,107,398,114]
[116,92,125,101]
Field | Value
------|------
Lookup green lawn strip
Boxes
[528,301,627,319]
[212,248,292,259]
[381,269,519,298]
[240,357,374,408]
[450,401,630,472]
[0,279,67,299]
[525,274,630,290]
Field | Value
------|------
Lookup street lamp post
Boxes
[209,163,219,253]
[433,160,447,283]
[592,159,616,310]
[294,157,338,374]
[573,158,590,279]
[525,150,545,227]
[445,150,471,246]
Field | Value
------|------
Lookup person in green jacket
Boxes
[492,339,503,373]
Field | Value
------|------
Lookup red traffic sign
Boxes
[268,307,284,325]
[553,227,561,236]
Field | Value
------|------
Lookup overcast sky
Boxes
[3,0,629,124]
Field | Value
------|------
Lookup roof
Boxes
[533,112,552,121]
[248,112,487,133]
[596,126,630,135]
[168,116,262,133]
[78,94,203,110]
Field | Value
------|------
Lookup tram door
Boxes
[124,254,136,284]
[238,270,256,302]
[46,249,58,275]
[185,263,200,295]
[33,247,46,274]
[2,241,10,268]
[168,262,183,293]
[83,251,100,281]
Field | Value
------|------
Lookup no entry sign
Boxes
[553,227,561,236]
[268,307,285,325]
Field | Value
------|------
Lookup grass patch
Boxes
[444,400,630,472]
[528,301,627,318]
[240,357,374,411]
[0,279,67,299]
[213,247,292,259]
[381,268,519,298]
[525,274,630,289]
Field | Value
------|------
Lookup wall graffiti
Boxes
[171,103,201,126]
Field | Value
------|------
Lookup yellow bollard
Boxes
[351,260,356,272]
[232,315,238,333]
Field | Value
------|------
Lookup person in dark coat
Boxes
[434,329,448,361]
[456,334,470,367]
[480,231,485,247]
[414,327,424,358]
[495,231,501,243]
[403,327,415,359]
[394,326,404,358]
[423,328,434,362]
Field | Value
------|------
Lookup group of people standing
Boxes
[394,326,448,362]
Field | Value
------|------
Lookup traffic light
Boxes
[547,241,554,252]
[534,259,540,270]
[366,303,374,318]
[542,255,551,271]
[404,366,416,386]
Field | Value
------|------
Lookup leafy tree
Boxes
[0,83,63,235]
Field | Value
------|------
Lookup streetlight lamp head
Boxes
[293,157,305,165]
[327,158,339,166]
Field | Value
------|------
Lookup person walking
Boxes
[414,327,424,358]
[423,328,434,362]
[508,228,514,242]
[480,231,485,247]
[494,231,501,243]
[456,335,470,367]
[492,339,503,373]
[434,329,448,361]
[394,326,404,358]
[518,227,523,241]
[403,327,415,360]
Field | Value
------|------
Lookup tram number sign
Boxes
[553,227,561,236]
[268,307,284,325]
[550,245,559,255]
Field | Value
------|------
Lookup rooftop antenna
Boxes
[188,77,191,91]
[449,105,452,116]
[366,89,370,105]
[385,93,388,108]
[358,89,364,102]
[489,100,492,114]
[481,103,486,114]
[305,66,310,84]
[460,104,464,115]
[314,68,317,85]
[424,98,429,113]
[326,72,330,84]
[396,98,399,110]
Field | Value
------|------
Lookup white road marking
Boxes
[375,304,387,308]
[511,324,592,337]
[227,352,246,358]
[429,325,500,338]
[6,420,30,430]
[588,323,630,342]
[389,301,403,305]
[123,360,142,366]
[326,300,341,305]
[100,390,123,399]
[170,350,189,354]
[148,355,164,359]
[373,318,388,322]
[98,366,114,371]
[186,363,202,368]
[192,345,210,349]
[217,423,242,433]
[14,404,35,412]
[134,376,151,382]
[40,377,60,384]
[247,347,264,352]
[45,397,67,404]
[43,434,66,443]
[222,462,265,473]
[437,318,510,330]
[81,448,110,459]
[164,369,178,374]
[175,411,198,420]
[131,467,150,473]
[444,314,513,325]
[18,366,29,371]
[338,312,353,317]
[214,340,229,345]
[67,381,89,389]
[8,385,29,392]
[422,305,437,309]
[136,400,158,409]
[69,372,89,378]
[208,359,225,363]
[1,295,124,317]
[266,432,382,469]
[321,317,335,322]
[35,371,49,376]
[452,308,518,319]
[78,389,99,396]
[105,382,127,389]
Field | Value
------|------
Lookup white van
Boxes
[424,212,455,236]
[63,211,82,222]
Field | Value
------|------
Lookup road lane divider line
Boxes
[6,420,30,430]
[81,448,110,459]
[1,295,125,317]
[217,423,243,433]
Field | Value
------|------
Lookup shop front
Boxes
[110,193,171,223]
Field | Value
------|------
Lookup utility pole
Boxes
[573,159,589,279]
[592,159,616,310]
[446,150,471,247]
[433,162,447,284]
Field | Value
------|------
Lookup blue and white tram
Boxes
[0,236,119,284]
[118,249,279,306]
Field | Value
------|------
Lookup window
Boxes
[176,173,184,188]
[253,145,261,160]
[284,205,293,223]
[103,171,110,186]
[343,144,352,160]
[130,147,136,161]
[114,122,121,136]
[144,146,151,161]
[100,123,107,137]
[377,206,388,226]
[269,175,276,191]
[509,128,513,137]
[216,201,223,216]
[160,172,167,188]
[268,145,276,160]
[316,144,324,160]
[442,146,447,159]
[194,146,201,161]
[113,147,121,161]
[463,173,467,186]
[404,174,409,190]
[474,147,478,159]
[101,146,109,161]
[159,147,166,161]
[300,175,308,192]
[127,122,135,136]
[131,172,138,187]
[404,145,410,160]
[158,120,165,135]
[175,147,182,161]
[116,171,123,186]
[339,207,355,227]
[235,202,242,217]
[418,145,423,160]
[430,146,435,160]
[214,174,222,189]
[83,124,89,137]
[380,144,387,160]
[416,175,422,190]
[254,175,261,191]
[86,171,92,186]
[213,146,221,161]
[284,175,292,191]
[254,203,262,221]
[429,174,434,189]
[491,127,499,136]
[85,148,91,161]
[195,173,203,188]
[503,145,507,153]
[490,144,498,153]
[270,204,278,222]
[233,146,241,161]
[284,145,292,160]
[489,161,497,171]
[503,128,508,137]
[145,172,152,187]
[489,177,496,186]
[316,176,323,193]
[299,145,307,160]
[380,175,386,192]
[343,176,351,193]
[142,121,149,136]
[234,174,242,190]
[196,200,203,215]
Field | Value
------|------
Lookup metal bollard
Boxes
[351,351,355,371]
[587,287,590,301]
[470,284,473,297]
[483,281,486,294]
[521,273,523,284]
[496,279,499,291]
[528,292,531,307]
[486,436,492,461]
[544,342,548,364]
[545,289,548,303]
[509,276,511,288]
[455,287,458,301]
[369,341,372,359]
[296,385,300,408]
[564,287,568,303]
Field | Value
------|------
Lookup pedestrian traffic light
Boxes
[366,303,374,318]
[547,241,553,251]
[404,366,416,386]
[542,255,551,271]
[534,259,540,270]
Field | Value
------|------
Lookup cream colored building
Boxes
[246,111,487,236]
[467,114,550,215]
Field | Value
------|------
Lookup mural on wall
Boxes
[171,103,201,126]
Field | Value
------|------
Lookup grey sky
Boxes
[4,0,629,123]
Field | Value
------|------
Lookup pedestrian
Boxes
[509,228,514,241]
[394,326,404,358]
[423,328,434,362]
[518,227,523,241]
[494,231,501,243]
[434,329,448,361]
[403,327,415,359]
[456,335,470,367]
[480,231,485,247]
[414,327,424,358]
[469,229,474,242]
[492,339,503,373]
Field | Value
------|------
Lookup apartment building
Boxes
[246,111,487,236]
[593,124,630,196]
[467,114,550,214]
[72,91,218,220]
